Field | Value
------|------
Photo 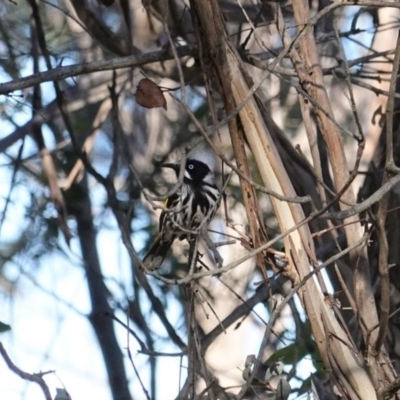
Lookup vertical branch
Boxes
[299,97,326,205]
[68,174,132,400]
[374,206,389,355]
[288,0,380,351]
[372,31,400,356]
[29,2,71,242]
[189,0,266,277]
[185,282,197,399]
[385,31,400,173]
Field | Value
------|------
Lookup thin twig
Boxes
[126,346,152,400]
[323,173,400,220]
[0,343,53,400]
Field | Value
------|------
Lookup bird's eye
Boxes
[188,164,194,170]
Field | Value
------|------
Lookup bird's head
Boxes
[162,158,215,185]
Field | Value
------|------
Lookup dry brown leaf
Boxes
[135,78,167,110]
[41,149,73,245]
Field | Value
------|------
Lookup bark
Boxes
[190,0,382,398]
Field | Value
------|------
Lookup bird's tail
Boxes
[142,233,174,271]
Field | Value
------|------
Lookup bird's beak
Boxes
[161,163,180,172]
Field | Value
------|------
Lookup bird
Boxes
[142,158,221,271]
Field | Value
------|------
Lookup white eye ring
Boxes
[188,164,194,170]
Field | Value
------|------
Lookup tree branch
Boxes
[0,45,195,95]
[0,342,52,400]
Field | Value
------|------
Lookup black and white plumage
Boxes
[142,158,221,271]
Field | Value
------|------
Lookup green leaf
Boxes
[263,343,310,366]
[0,321,11,333]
